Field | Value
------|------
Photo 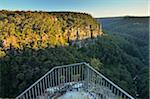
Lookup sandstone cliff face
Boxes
[63,24,102,42]
[51,12,103,44]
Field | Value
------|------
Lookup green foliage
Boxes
[0,49,6,58]
[137,67,149,99]
[0,47,89,97]
[0,10,99,50]
[90,58,103,71]
[0,11,148,99]
[78,35,138,95]
[98,17,149,99]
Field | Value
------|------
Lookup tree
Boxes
[90,58,103,71]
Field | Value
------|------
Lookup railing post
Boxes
[42,79,45,93]
[87,66,90,87]
[22,95,25,99]
[37,83,40,96]
[52,71,54,87]
[45,77,48,89]
[39,81,43,95]
[49,73,52,87]
[63,67,66,83]
[25,92,28,99]
[79,65,81,81]
[66,67,68,83]
[34,86,37,98]
[31,88,34,98]
[47,74,50,88]
[55,69,58,86]
[68,66,71,82]
[117,90,119,99]
[110,85,113,92]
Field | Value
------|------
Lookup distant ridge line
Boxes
[95,16,150,19]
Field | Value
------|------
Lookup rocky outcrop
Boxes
[64,24,102,42]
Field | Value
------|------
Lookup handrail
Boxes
[84,62,134,99]
[15,62,135,99]
[15,62,85,99]
[15,68,54,99]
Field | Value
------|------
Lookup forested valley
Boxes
[0,11,149,99]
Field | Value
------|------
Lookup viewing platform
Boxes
[15,62,134,99]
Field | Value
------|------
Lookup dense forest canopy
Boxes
[97,17,149,99]
[0,11,149,99]
[0,10,101,51]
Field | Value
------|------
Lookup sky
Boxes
[0,0,149,17]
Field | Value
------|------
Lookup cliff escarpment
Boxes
[0,11,102,51]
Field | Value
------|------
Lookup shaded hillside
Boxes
[97,16,149,65]
[97,16,149,41]
[96,16,149,99]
